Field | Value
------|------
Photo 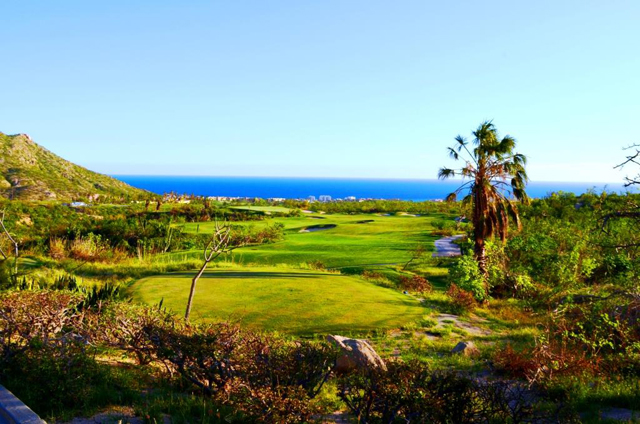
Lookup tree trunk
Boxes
[474,234,487,276]
[473,176,488,277]
[185,261,209,321]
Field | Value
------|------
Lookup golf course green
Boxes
[178,213,449,268]
[132,266,425,335]
[132,212,455,334]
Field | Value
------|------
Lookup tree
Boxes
[184,218,245,321]
[615,143,640,187]
[0,209,19,276]
[403,245,426,271]
[438,121,528,275]
[599,144,640,249]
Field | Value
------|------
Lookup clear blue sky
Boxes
[1,1,638,182]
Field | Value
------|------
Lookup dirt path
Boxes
[432,234,463,257]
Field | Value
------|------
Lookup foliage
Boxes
[493,293,640,384]
[0,291,137,417]
[439,121,528,274]
[399,274,432,293]
[337,360,571,423]
[448,255,486,302]
[446,283,477,313]
[144,323,336,422]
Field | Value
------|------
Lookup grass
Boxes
[229,205,291,213]
[132,213,457,336]
[131,266,426,335]
[177,213,451,269]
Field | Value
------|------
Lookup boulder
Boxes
[327,335,387,373]
[451,341,479,356]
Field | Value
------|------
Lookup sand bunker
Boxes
[299,224,337,233]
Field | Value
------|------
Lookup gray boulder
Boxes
[327,335,387,373]
[451,341,479,356]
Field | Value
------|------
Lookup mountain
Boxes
[0,132,148,201]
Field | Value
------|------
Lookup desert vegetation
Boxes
[0,126,638,423]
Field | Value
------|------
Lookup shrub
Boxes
[98,302,173,365]
[49,237,66,259]
[449,255,487,302]
[338,360,571,423]
[0,291,135,418]
[491,344,538,379]
[307,260,326,270]
[399,274,432,293]
[69,233,109,261]
[362,270,384,280]
[143,322,337,422]
[446,283,477,313]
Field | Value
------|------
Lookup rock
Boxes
[327,335,387,373]
[451,341,479,356]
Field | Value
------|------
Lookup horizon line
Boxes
[111,174,628,186]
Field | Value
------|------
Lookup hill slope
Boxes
[0,132,147,201]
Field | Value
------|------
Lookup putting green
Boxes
[131,267,425,335]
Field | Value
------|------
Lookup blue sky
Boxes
[1,1,638,182]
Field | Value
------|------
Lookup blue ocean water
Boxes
[113,175,631,201]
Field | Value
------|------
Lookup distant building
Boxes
[307,195,317,202]
[319,195,332,202]
[345,196,356,201]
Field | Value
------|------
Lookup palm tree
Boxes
[438,121,528,275]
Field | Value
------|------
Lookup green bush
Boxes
[449,255,487,302]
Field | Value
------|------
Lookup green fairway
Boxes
[131,266,425,335]
[178,213,450,269]
[229,205,291,213]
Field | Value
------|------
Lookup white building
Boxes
[307,195,317,202]
[319,195,332,202]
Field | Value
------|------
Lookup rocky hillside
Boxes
[0,132,148,201]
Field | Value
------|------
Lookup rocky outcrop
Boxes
[327,335,387,373]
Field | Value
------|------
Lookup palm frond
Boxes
[438,168,456,180]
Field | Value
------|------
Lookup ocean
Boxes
[113,175,631,201]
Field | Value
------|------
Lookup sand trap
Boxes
[299,224,337,233]
[301,210,314,214]
[399,212,417,217]
[432,234,464,257]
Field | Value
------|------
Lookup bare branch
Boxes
[615,144,640,187]
[185,217,246,321]
[0,210,19,265]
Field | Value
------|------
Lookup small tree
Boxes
[403,245,426,271]
[184,218,244,321]
[0,209,19,275]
